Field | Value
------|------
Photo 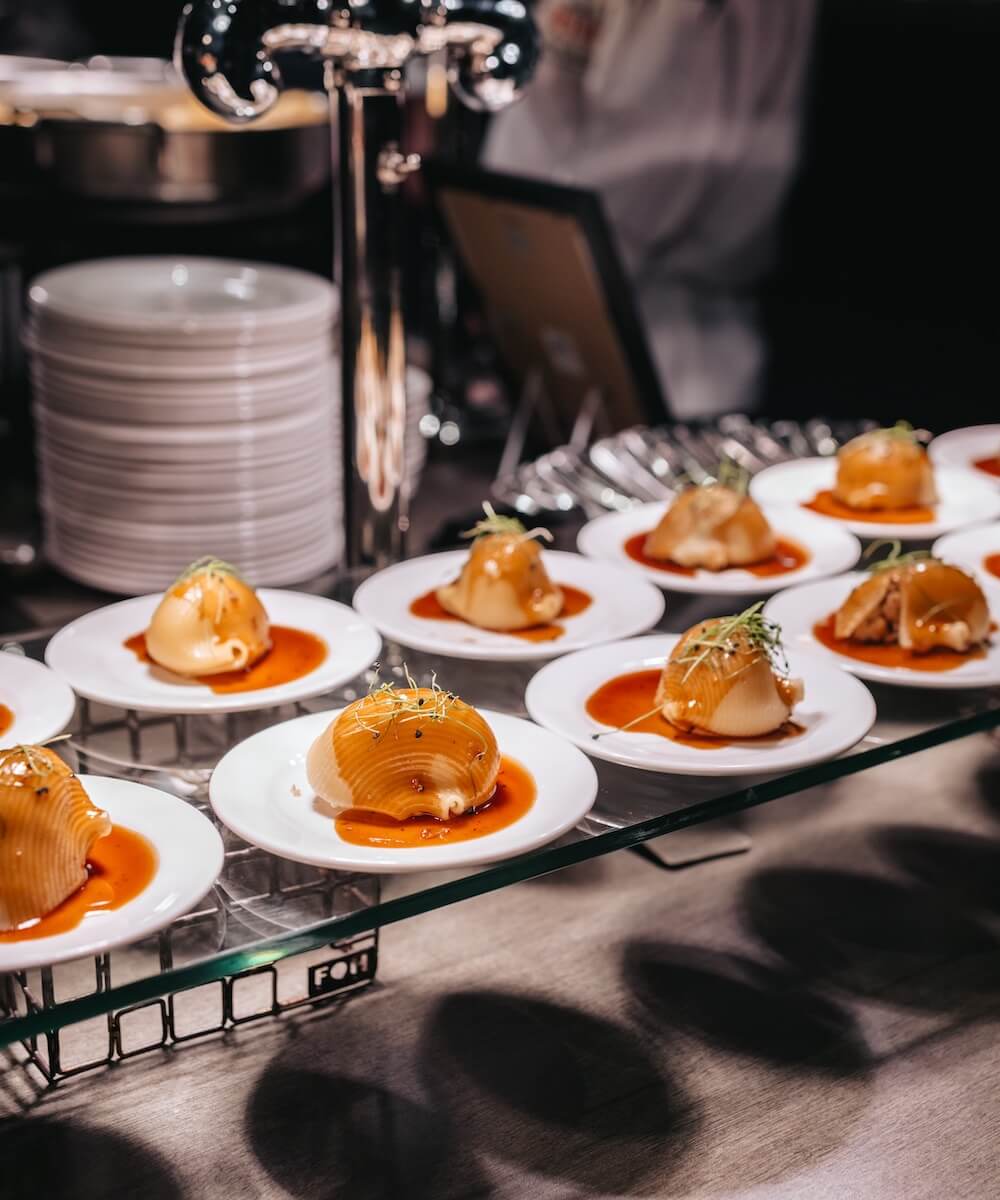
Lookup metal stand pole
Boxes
[176,0,539,569]
[335,79,411,568]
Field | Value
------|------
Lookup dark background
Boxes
[764,0,998,430]
[2,0,998,431]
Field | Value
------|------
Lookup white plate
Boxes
[40,474,333,522]
[353,550,665,662]
[524,635,877,776]
[930,425,1000,484]
[26,327,333,373]
[933,522,1000,581]
[32,355,332,400]
[35,400,333,447]
[0,653,76,745]
[46,546,342,596]
[38,444,335,491]
[750,458,1000,540]
[44,544,343,595]
[0,776,224,973]
[42,499,339,546]
[763,573,1000,689]
[28,257,337,335]
[44,542,343,593]
[577,503,860,595]
[44,523,342,566]
[28,339,330,383]
[45,590,379,713]
[209,708,598,873]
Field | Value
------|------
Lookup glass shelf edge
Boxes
[2,702,998,1049]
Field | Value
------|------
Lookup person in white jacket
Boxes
[484,0,818,420]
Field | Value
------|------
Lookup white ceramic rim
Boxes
[44,589,379,713]
[0,776,225,973]
[0,653,77,746]
[524,634,878,776]
[28,257,338,333]
[352,550,666,662]
[762,572,1000,689]
[209,708,599,873]
[576,502,861,595]
[749,458,1000,540]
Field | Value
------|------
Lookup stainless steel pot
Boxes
[33,114,330,207]
[3,60,331,211]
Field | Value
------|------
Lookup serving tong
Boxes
[494,415,884,518]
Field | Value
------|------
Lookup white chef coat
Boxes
[484,0,818,419]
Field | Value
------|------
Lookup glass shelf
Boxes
[2,573,998,1065]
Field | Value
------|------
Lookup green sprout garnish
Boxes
[6,735,72,777]
[673,458,751,497]
[462,502,553,544]
[863,539,935,574]
[714,457,751,496]
[172,556,244,586]
[348,666,491,764]
[867,420,919,443]
[673,602,788,683]
[354,666,456,735]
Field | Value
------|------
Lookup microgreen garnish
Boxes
[673,458,751,497]
[867,420,919,443]
[674,602,788,683]
[353,668,457,736]
[462,502,553,544]
[591,702,665,741]
[714,457,751,496]
[5,735,72,777]
[172,556,244,586]
[863,539,935,574]
[345,665,483,750]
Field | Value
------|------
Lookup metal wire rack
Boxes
[0,689,381,1088]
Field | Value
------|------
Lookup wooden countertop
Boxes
[3,731,999,1199]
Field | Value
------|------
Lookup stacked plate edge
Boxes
[27,256,344,594]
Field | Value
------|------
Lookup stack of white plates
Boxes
[26,257,346,594]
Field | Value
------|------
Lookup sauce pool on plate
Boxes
[803,490,934,525]
[125,626,327,693]
[585,669,804,750]
[408,584,592,643]
[973,456,1000,479]
[984,553,1000,581]
[812,614,986,672]
[623,532,810,578]
[335,755,536,848]
[0,704,12,738]
[0,825,157,943]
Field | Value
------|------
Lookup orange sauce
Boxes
[0,825,157,943]
[585,669,804,750]
[124,625,327,693]
[812,613,986,672]
[0,704,12,739]
[803,489,934,525]
[408,584,592,644]
[973,456,1000,479]
[335,755,536,848]
[623,532,810,577]
[984,553,1000,581]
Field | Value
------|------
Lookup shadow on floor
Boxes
[418,989,696,1194]
[247,1067,480,1200]
[974,750,1000,822]
[743,866,1000,1009]
[623,940,871,1075]
[875,824,1000,912]
[0,1117,185,1200]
